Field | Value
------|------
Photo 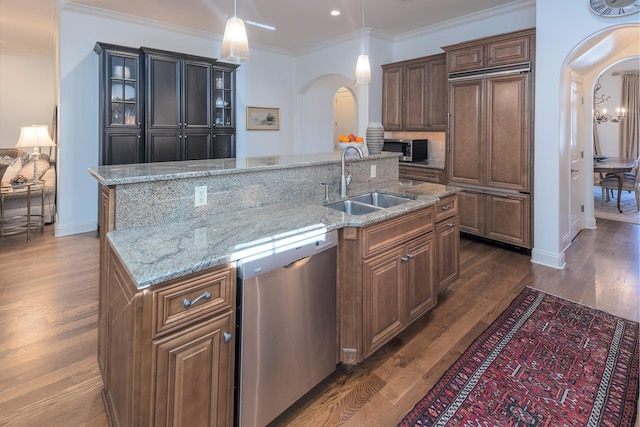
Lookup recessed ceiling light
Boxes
[330,10,341,16]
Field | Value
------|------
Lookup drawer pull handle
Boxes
[401,256,409,262]
[183,291,211,308]
[441,205,451,211]
[407,253,414,259]
[447,223,454,228]
[224,332,233,343]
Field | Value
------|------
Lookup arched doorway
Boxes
[561,24,639,242]
[333,87,357,151]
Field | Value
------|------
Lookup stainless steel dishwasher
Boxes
[236,229,338,427]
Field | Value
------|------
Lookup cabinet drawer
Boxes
[362,207,434,258]
[152,264,235,337]
[399,164,444,184]
[435,194,458,222]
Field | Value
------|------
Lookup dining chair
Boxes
[599,156,640,211]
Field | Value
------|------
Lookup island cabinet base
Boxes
[338,206,439,365]
[100,244,236,427]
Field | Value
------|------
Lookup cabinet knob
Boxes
[441,205,451,211]
[406,253,414,259]
[401,256,408,262]
[447,223,454,228]
[224,332,232,343]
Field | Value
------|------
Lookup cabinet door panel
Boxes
[426,56,448,130]
[485,193,530,248]
[382,65,403,130]
[363,247,405,357]
[184,133,212,160]
[486,36,530,68]
[148,55,181,129]
[458,191,484,236]
[406,234,436,324]
[485,74,530,191]
[153,313,234,427]
[147,132,181,162]
[404,62,427,130]
[213,132,235,159]
[184,61,212,128]
[104,132,141,165]
[448,79,484,186]
[447,45,484,73]
[436,218,460,293]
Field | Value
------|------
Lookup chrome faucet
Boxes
[340,146,364,198]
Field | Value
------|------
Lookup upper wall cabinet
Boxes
[95,43,239,165]
[382,53,447,132]
[444,31,533,74]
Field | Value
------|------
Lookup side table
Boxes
[0,180,46,241]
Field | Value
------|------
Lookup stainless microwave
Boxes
[382,139,428,162]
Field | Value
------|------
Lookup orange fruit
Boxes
[355,136,363,142]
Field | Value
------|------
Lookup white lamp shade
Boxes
[355,54,371,85]
[220,16,250,63]
[16,125,55,148]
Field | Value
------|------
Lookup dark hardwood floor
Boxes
[0,219,637,426]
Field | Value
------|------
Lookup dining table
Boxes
[593,156,638,213]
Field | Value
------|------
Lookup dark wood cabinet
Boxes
[382,53,447,132]
[434,195,460,293]
[95,43,238,165]
[95,43,143,165]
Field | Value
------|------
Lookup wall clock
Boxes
[589,0,640,16]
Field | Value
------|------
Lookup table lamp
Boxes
[15,125,56,183]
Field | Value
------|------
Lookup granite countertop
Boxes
[89,152,399,186]
[107,180,461,289]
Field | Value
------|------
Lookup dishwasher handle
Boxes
[284,256,312,270]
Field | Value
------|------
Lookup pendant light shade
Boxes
[355,54,371,85]
[355,0,371,85]
[220,0,249,63]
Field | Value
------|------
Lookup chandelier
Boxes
[593,78,625,124]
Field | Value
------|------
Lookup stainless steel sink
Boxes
[349,192,413,208]
[324,200,383,215]
[324,192,413,215]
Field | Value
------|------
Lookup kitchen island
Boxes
[89,152,460,427]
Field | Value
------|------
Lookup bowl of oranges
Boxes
[338,133,364,151]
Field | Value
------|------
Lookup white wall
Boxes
[392,1,536,62]
[0,54,55,149]
[533,2,640,269]
[56,7,296,236]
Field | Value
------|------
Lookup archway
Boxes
[560,24,639,243]
[297,74,358,154]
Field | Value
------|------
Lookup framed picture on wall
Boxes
[246,106,280,130]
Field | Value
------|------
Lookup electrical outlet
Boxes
[370,164,377,178]
[195,186,207,207]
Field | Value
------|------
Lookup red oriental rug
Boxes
[399,287,639,426]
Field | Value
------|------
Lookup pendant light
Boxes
[355,0,371,85]
[220,0,249,63]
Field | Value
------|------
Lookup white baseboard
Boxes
[584,217,597,229]
[531,248,565,270]
[55,220,97,237]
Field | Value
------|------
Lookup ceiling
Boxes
[0,0,531,56]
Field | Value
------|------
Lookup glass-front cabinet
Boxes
[95,42,238,165]
[214,68,234,129]
[95,43,143,165]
